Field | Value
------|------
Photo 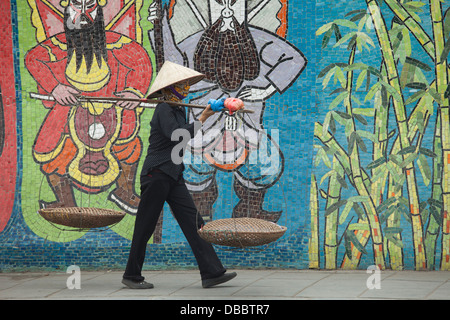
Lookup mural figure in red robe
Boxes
[25,0,152,215]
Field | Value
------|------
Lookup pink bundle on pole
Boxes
[224,98,244,114]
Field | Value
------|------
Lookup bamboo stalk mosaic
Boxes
[1,0,450,271]
[311,0,450,270]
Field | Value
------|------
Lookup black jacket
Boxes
[141,102,200,180]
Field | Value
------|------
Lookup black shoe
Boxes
[202,272,237,288]
[122,278,154,289]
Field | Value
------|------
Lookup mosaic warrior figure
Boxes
[148,0,306,224]
[25,0,152,214]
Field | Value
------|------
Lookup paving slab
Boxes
[0,269,448,300]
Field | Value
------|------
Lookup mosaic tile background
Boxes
[312,0,450,271]
[1,0,448,272]
[0,0,314,272]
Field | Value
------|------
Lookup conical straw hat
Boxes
[147,61,205,98]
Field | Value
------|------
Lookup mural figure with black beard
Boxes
[148,0,306,231]
[193,2,260,92]
[25,0,152,215]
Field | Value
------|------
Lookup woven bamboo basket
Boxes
[38,207,126,229]
[198,217,287,247]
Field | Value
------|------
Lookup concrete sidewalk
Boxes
[0,269,449,300]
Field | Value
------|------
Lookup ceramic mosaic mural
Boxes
[0,0,312,271]
[2,0,449,271]
[311,0,450,270]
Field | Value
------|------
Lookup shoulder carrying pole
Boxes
[29,93,255,114]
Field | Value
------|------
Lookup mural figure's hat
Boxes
[147,61,205,98]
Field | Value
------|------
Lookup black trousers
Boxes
[123,170,226,282]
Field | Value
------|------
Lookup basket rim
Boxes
[199,217,287,234]
[38,206,126,229]
[199,226,287,234]
[38,207,126,215]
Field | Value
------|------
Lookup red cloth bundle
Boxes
[224,98,244,114]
